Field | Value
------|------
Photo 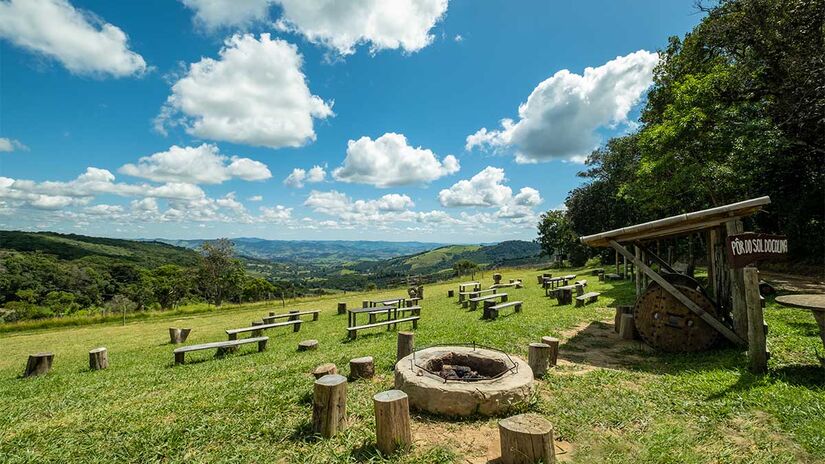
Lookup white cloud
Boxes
[454,34,463,42]
[248,195,263,202]
[273,0,449,56]
[284,165,326,188]
[0,0,147,77]
[304,190,414,220]
[466,50,659,163]
[438,166,543,222]
[119,144,271,185]
[180,0,271,29]
[84,204,125,215]
[157,33,333,149]
[333,133,459,187]
[0,138,28,152]
[259,204,292,222]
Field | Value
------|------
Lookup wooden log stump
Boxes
[312,363,337,379]
[349,356,375,380]
[337,302,347,315]
[293,320,303,333]
[251,320,264,337]
[298,339,319,351]
[493,273,502,284]
[540,336,559,367]
[528,343,551,379]
[620,313,637,340]
[396,331,414,361]
[373,390,412,455]
[536,275,543,285]
[288,310,300,321]
[499,413,556,464]
[614,305,633,333]
[312,374,347,438]
[24,352,53,378]
[168,327,191,344]
[89,347,109,370]
[447,289,455,298]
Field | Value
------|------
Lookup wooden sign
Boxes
[726,233,787,268]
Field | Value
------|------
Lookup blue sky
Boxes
[0,0,703,242]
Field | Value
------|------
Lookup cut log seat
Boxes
[263,310,320,323]
[226,320,301,340]
[467,293,508,310]
[347,316,419,340]
[174,337,268,365]
[575,291,601,307]
[484,300,522,319]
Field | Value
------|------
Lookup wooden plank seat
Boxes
[226,320,301,340]
[604,273,622,281]
[174,337,268,365]
[370,297,405,308]
[491,280,523,289]
[575,291,602,307]
[467,293,508,310]
[458,287,496,302]
[483,300,523,319]
[263,310,319,324]
[347,316,419,340]
[367,305,421,323]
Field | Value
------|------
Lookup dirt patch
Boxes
[760,271,825,293]
[557,319,654,373]
[412,419,572,463]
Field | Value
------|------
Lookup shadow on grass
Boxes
[287,419,319,444]
[706,363,824,400]
[349,442,382,461]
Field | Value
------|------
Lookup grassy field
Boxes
[0,268,823,463]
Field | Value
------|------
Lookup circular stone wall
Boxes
[394,346,534,417]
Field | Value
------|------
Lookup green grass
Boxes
[0,269,823,463]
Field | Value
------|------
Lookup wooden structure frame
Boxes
[580,196,771,372]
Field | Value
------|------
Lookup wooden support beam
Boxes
[635,242,677,275]
[743,268,767,373]
[634,246,642,296]
[609,240,746,347]
[726,220,749,340]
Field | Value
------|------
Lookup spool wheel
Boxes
[633,283,721,352]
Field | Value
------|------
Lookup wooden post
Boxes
[362,300,370,308]
[743,267,767,373]
[288,310,300,321]
[89,347,108,370]
[396,332,414,361]
[298,339,319,351]
[447,289,455,298]
[499,413,556,464]
[313,363,337,379]
[312,374,347,438]
[706,231,715,298]
[726,219,749,340]
[540,336,559,367]
[293,320,302,333]
[373,390,412,455]
[24,352,54,377]
[620,314,637,340]
[615,249,620,274]
[528,343,551,378]
[337,302,347,315]
[615,305,633,334]
[634,246,642,296]
[251,320,264,337]
[349,356,374,380]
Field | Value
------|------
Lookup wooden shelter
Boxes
[580,196,771,372]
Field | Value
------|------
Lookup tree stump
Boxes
[620,313,637,340]
[89,347,109,370]
[499,413,556,464]
[24,352,53,378]
[528,343,551,378]
[337,302,347,315]
[312,374,347,438]
[168,328,191,344]
[349,356,374,380]
[373,390,412,455]
[540,336,559,367]
[614,305,633,333]
[448,289,455,298]
[396,331,414,361]
[493,273,502,284]
[312,363,337,379]
[298,339,319,351]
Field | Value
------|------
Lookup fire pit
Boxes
[394,345,534,417]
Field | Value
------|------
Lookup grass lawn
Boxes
[1,268,823,463]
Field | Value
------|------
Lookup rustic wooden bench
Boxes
[551,284,585,305]
[263,310,319,324]
[604,273,622,281]
[467,292,508,310]
[575,291,601,307]
[173,337,268,365]
[483,300,522,319]
[347,316,419,340]
[405,297,422,307]
[367,305,421,323]
[458,288,497,302]
[491,280,523,289]
[226,320,301,340]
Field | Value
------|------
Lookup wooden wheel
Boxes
[634,283,722,352]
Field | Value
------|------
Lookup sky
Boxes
[0,0,704,242]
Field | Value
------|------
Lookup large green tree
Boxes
[197,239,245,307]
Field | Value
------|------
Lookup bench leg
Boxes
[228,333,237,341]
[412,319,418,330]
[313,313,319,321]
[576,299,583,307]
[502,295,509,303]
[175,352,185,365]
[369,314,376,324]
[490,309,499,320]
[349,331,357,340]
[294,321,302,333]
[258,339,268,352]
[515,303,522,313]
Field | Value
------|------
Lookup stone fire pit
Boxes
[394,345,534,417]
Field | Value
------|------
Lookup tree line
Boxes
[538,0,824,266]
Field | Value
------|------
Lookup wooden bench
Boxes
[347,316,419,340]
[370,298,405,308]
[491,280,523,289]
[458,288,497,302]
[263,310,319,324]
[575,291,601,307]
[552,284,584,305]
[405,297,421,307]
[604,273,622,281]
[467,293,508,310]
[174,337,268,365]
[367,305,421,323]
[483,300,523,319]
[226,320,301,340]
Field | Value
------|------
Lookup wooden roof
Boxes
[579,196,771,247]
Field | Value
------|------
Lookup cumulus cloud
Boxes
[119,144,271,185]
[0,0,147,77]
[273,0,449,56]
[333,133,459,187]
[466,50,659,163]
[438,166,543,221]
[180,0,271,29]
[248,195,263,202]
[304,190,414,220]
[284,165,326,188]
[0,138,28,152]
[259,204,293,222]
[157,33,333,149]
